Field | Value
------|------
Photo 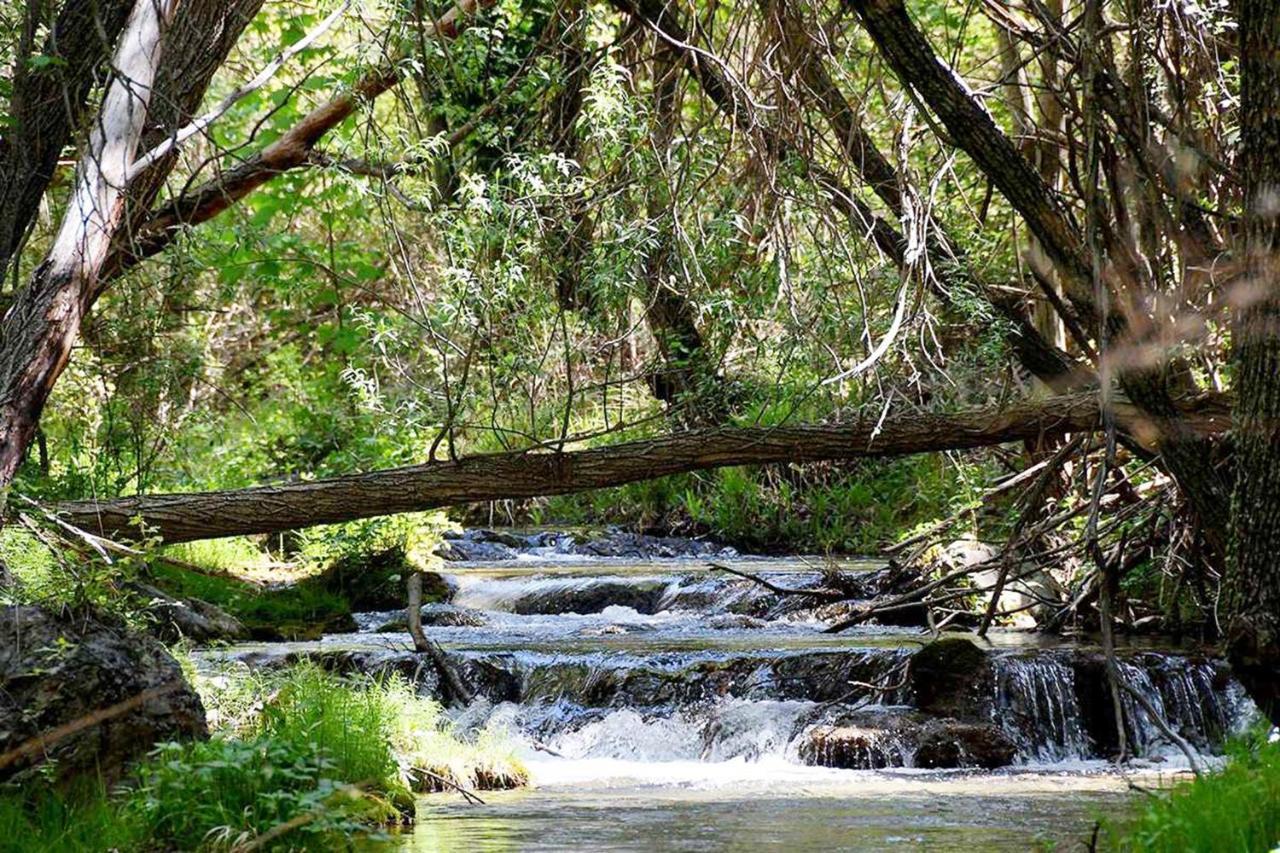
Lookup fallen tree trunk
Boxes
[55,392,1229,543]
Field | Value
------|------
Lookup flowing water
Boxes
[206,533,1257,851]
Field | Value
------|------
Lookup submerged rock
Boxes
[913,720,1017,769]
[374,603,489,632]
[0,606,207,786]
[509,578,668,615]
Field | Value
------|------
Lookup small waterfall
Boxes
[204,537,1256,775]
[993,654,1090,761]
[1116,656,1245,755]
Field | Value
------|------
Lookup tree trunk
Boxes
[0,0,178,490]
[407,571,474,706]
[54,392,1229,543]
[0,0,134,279]
[1225,0,1280,726]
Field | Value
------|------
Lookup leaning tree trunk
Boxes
[1225,0,1280,726]
[0,0,178,493]
[0,0,134,278]
[406,572,474,705]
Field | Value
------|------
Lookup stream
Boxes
[204,531,1258,851]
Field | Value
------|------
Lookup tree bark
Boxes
[0,0,134,279]
[54,391,1229,543]
[1225,0,1280,726]
[0,0,179,489]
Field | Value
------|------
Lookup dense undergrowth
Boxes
[1109,729,1280,852]
[0,664,526,852]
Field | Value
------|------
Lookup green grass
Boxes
[0,664,527,851]
[1109,729,1280,852]
[148,563,353,639]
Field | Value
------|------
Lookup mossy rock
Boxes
[910,637,994,719]
[148,565,355,643]
[310,548,449,611]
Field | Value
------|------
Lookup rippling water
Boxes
[204,544,1248,852]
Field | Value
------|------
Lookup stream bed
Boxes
[204,531,1257,851]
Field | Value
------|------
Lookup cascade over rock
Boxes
[196,534,1258,773]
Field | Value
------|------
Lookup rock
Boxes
[0,606,207,786]
[436,538,519,561]
[910,638,994,719]
[705,614,767,630]
[800,724,909,769]
[375,603,488,632]
[129,582,248,643]
[511,578,667,615]
[577,530,734,559]
[472,529,532,549]
[310,548,448,611]
[913,720,1017,769]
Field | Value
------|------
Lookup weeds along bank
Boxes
[0,663,526,852]
[1109,729,1280,852]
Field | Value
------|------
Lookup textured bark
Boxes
[55,392,1230,543]
[1225,0,1280,726]
[0,0,179,488]
[0,0,133,278]
[107,0,267,286]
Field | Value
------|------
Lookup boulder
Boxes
[0,606,207,786]
[129,582,248,643]
[910,637,994,719]
[800,724,908,769]
[511,578,667,615]
[913,720,1017,769]
[375,603,488,632]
